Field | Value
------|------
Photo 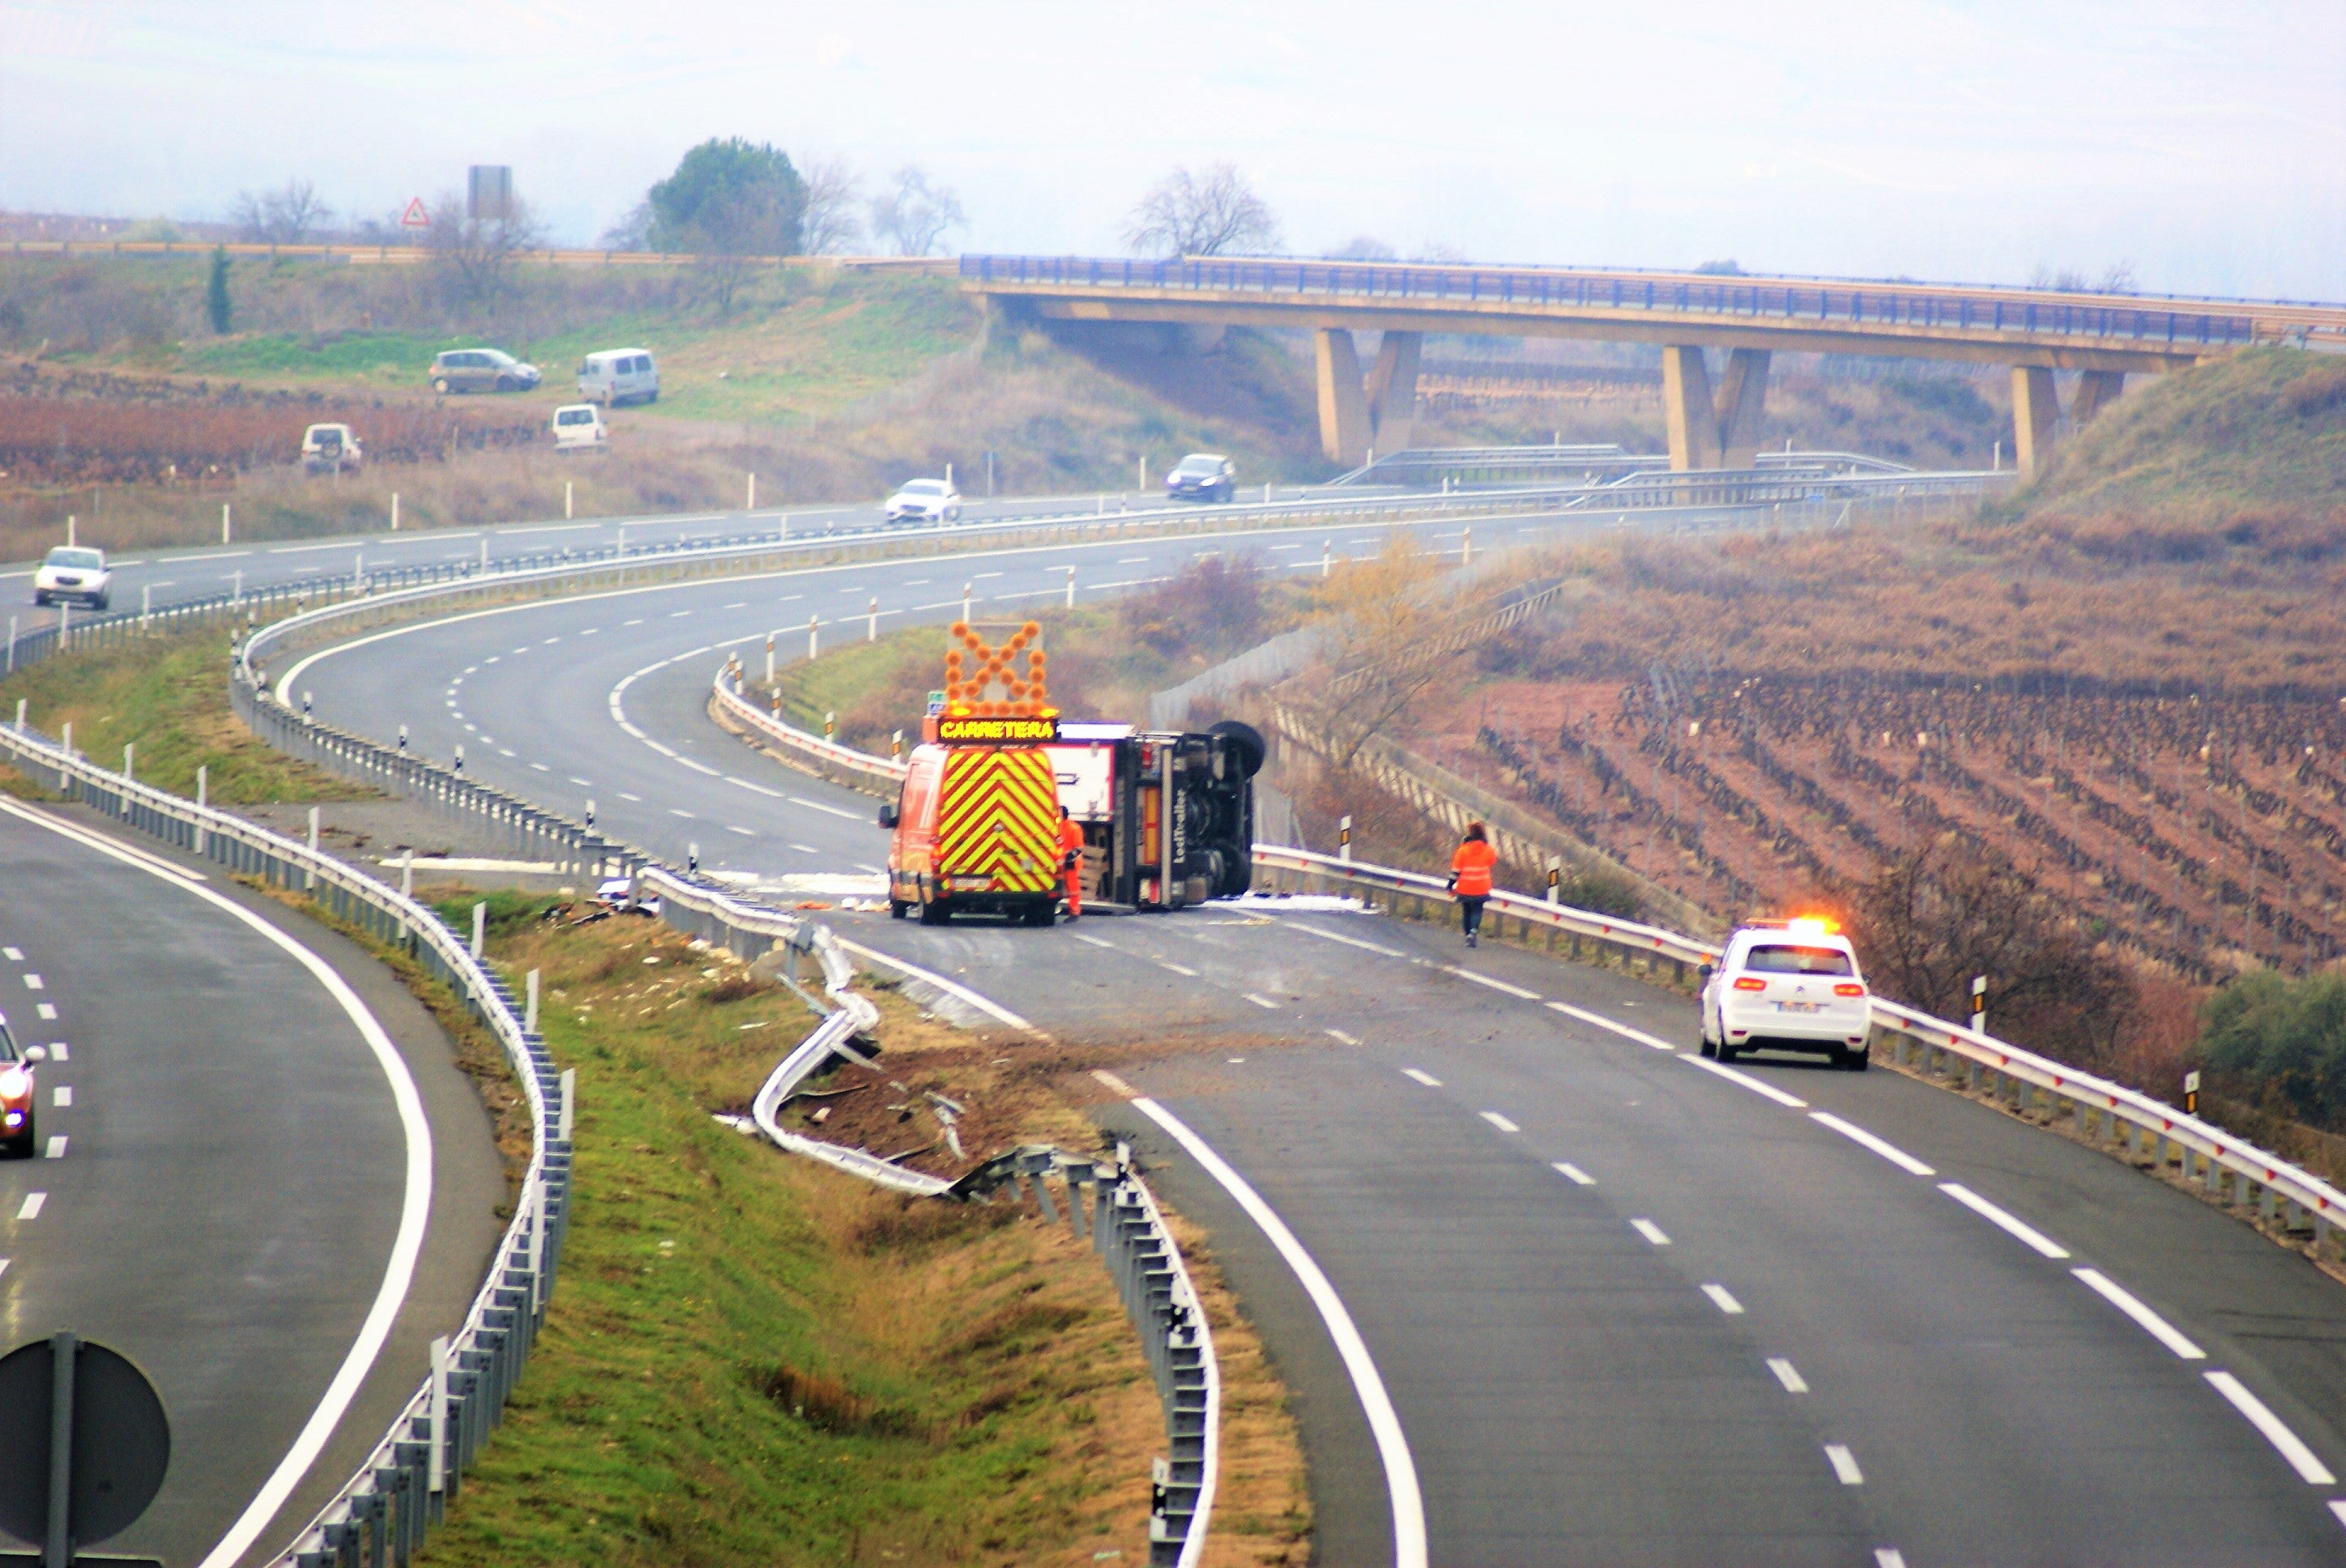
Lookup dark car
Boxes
[430,347,542,394]
[1165,453,1238,502]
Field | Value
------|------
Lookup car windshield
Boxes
[46,548,103,570]
[1175,456,1224,474]
[557,408,594,425]
[0,1019,16,1063]
[902,481,946,496]
[1742,944,1855,976]
[480,349,515,365]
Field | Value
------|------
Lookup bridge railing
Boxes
[962,254,2325,348]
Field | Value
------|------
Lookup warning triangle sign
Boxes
[399,197,430,228]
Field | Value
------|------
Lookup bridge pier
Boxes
[1316,329,1423,466]
[2013,366,2129,478]
[1663,347,1772,471]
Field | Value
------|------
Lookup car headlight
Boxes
[0,1068,27,1100]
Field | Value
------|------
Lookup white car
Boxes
[301,422,363,474]
[32,547,110,610]
[1699,918,1871,1069]
[551,403,608,453]
[884,478,962,525]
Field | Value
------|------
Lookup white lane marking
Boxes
[569,777,592,786]
[1119,1092,1427,1568]
[1286,922,1408,958]
[0,948,18,961]
[1630,1218,1671,1246]
[832,939,1040,1037]
[21,974,41,990]
[34,1005,54,1021]
[1158,961,1199,978]
[47,1044,66,1062]
[2329,1501,2346,1531]
[43,1136,65,1159]
[1480,1110,1521,1133]
[788,796,862,820]
[1938,1182,2071,1259]
[724,777,788,799]
[267,539,366,556]
[1825,1444,1865,1485]
[51,1086,69,1107]
[669,809,696,819]
[530,762,551,773]
[495,519,599,535]
[2203,1372,2338,1485]
[788,842,821,854]
[1402,1068,1443,1087]
[1875,1552,1908,1568]
[1701,1284,1744,1314]
[0,797,433,1568]
[1809,1111,1936,1176]
[1768,1358,1809,1392]
[1243,992,1281,1010]
[1682,1053,1810,1107]
[16,1192,44,1218]
[677,759,722,777]
[973,571,1005,579]
[2071,1268,2206,1359]
[1546,1001,1678,1052]
[1443,965,1540,1000]
[1070,932,1115,949]
[1324,1029,1361,1046]
[726,825,755,837]
[618,792,642,803]
[0,1259,7,1277]
[1553,1161,1595,1186]
[624,617,643,626]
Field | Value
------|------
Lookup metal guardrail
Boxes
[3,236,954,273]
[710,659,909,797]
[1330,445,1918,488]
[1254,848,2346,1258]
[0,716,573,1566]
[964,254,2346,349]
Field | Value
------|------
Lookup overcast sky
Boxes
[3,0,2340,299]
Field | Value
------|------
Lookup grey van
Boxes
[578,348,659,406]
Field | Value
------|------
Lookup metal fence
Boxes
[0,717,573,1566]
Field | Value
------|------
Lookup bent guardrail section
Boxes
[0,716,568,1566]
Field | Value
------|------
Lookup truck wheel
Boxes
[919,899,951,927]
[1024,901,1056,927]
[888,898,908,920]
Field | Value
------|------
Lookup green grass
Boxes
[0,626,358,803]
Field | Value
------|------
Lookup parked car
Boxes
[301,422,363,474]
[32,546,109,610]
[429,347,541,394]
[577,348,659,406]
[1165,453,1238,502]
[550,403,608,453]
[884,478,962,524]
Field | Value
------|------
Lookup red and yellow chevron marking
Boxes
[934,746,1058,893]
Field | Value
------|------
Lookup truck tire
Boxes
[1207,719,1266,779]
[889,898,908,920]
[1023,901,1056,927]
[919,898,951,927]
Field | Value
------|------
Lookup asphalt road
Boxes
[0,801,505,1566]
[276,513,2346,1563]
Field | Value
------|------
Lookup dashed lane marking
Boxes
[1324,1029,1361,1046]
[1546,1000,1677,1051]
[44,1136,64,1159]
[51,1087,68,1107]
[1480,1111,1521,1133]
[21,974,40,990]
[1402,1069,1442,1088]
[1243,992,1281,1010]
[1630,1219,1671,1246]
[1157,962,1199,978]
[1682,1053,1810,1107]
[1938,1182,2071,1259]
[1825,1445,1865,1485]
[1070,933,1115,950]
[1809,1111,1936,1176]
[1286,922,1409,958]
[2071,1268,2206,1359]
[1701,1284,1745,1314]
[46,1044,65,1062]
[2203,1373,2337,1485]
[788,796,863,820]
[15,1193,42,1219]
[1768,1358,1809,1393]
[1,948,19,961]
[1443,966,1540,1000]
[35,1005,54,1021]
[1553,1161,1594,1186]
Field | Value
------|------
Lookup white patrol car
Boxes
[1699,917,1871,1070]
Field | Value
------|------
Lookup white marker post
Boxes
[428,1336,450,1493]
[765,632,775,685]
[526,969,540,1035]
[306,805,320,890]
[868,598,878,641]
[1064,567,1076,608]
[807,615,819,661]
[1322,540,1333,578]
[1971,974,1987,1036]
[565,480,574,520]
[747,471,757,511]
[391,491,400,530]
[471,901,486,959]
[194,765,208,855]
[1339,815,1353,863]
[222,503,232,543]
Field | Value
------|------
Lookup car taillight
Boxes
[1732,977,1767,991]
[1834,983,1866,998]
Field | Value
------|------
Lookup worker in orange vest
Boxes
[1448,821,1498,947]
[1057,806,1086,920]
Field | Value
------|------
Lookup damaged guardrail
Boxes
[0,715,573,1566]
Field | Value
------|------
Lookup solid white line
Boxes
[1681,1052,1810,1106]
[1630,1218,1671,1246]
[1324,1029,1361,1046]
[832,938,1039,1036]
[1285,922,1408,958]
[1701,1284,1744,1314]
[15,1192,43,1218]
[1122,1093,1428,1568]
[1443,965,1540,1000]
[0,795,435,1568]
[2072,1268,2207,1359]
[1768,1358,1809,1393]
[1553,1161,1595,1186]
[788,795,863,820]
[1825,1444,1865,1485]
[1243,992,1281,1010]
[1403,1068,1442,1087]
[1480,1110,1521,1133]
[1070,932,1115,950]
[1939,1182,2071,1259]
[43,1136,64,1159]
[2203,1372,2338,1484]
[1546,1000,1678,1052]
[1810,1111,1936,1175]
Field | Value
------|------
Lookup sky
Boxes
[2,0,2341,300]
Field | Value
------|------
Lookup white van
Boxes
[550,403,608,453]
[577,348,659,407]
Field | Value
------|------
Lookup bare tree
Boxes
[2027,261,2138,296]
[1289,537,1478,769]
[230,179,334,244]
[599,202,653,250]
[1325,236,1397,261]
[868,167,964,256]
[1125,163,1281,259]
[798,155,865,254]
[422,190,546,308]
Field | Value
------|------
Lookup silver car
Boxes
[32,547,110,610]
[884,478,962,524]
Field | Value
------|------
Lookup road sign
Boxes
[0,1335,168,1568]
[399,197,430,228]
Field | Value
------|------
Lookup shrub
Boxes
[2199,969,2346,1131]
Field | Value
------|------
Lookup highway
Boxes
[0,800,505,1565]
[272,511,2346,1562]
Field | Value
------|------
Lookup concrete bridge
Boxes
[962,254,2346,475]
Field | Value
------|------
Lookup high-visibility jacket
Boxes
[1057,818,1086,871]
[1450,838,1498,898]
